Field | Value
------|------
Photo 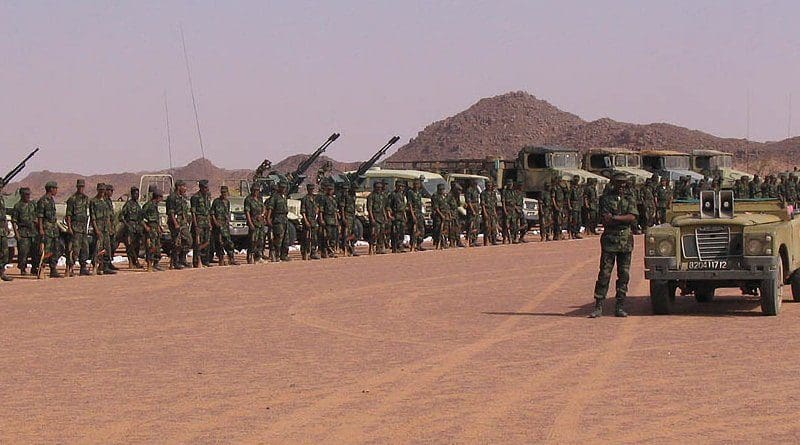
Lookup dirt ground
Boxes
[2,236,800,444]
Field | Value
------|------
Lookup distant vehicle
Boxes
[513,146,608,198]
[582,147,653,183]
[646,191,800,316]
[691,149,750,186]
[641,150,704,183]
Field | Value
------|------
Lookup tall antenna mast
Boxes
[164,91,174,173]
[789,93,793,139]
[180,25,206,161]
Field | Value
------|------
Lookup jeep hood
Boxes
[664,169,704,182]
[555,168,609,183]
[671,213,783,227]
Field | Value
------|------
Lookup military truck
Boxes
[641,150,703,183]
[513,146,608,198]
[582,147,653,183]
[645,191,800,316]
[691,149,750,186]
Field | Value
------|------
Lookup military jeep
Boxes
[645,191,800,315]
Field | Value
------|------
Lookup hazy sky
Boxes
[2,0,798,174]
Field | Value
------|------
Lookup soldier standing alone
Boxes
[590,173,639,318]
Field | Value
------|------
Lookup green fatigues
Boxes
[37,195,60,272]
[501,188,518,242]
[446,192,461,246]
[166,193,192,266]
[300,194,320,258]
[319,194,339,256]
[583,185,599,235]
[190,192,213,266]
[266,193,290,261]
[480,189,498,244]
[642,186,656,228]
[211,197,236,261]
[386,191,407,252]
[120,198,143,265]
[655,185,672,225]
[65,192,90,269]
[405,188,424,248]
[749,180,762,198]
[12,200,38,272]
[593,188,638,302]
[339,192,357,253]
[569,185,582,237]
[464,187,480,245]
[431,192,448,247]
[367,192,387,252]
[244,195,266,261]
[90,196,113,269]
[539,190,553,240]
[141,201,162,264]
[552,186,567,239]
[515,190,527,239]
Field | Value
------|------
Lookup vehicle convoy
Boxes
[228,133,341,249]
[641,150,704,183]
[691,149,750,185]
[582,147,653,183]
[645,191,800,316]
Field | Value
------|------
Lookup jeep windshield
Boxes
[549,152,580,168]
[423,178,448,198]
[612,154,642,168]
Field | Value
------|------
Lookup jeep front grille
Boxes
[695,226,730,260]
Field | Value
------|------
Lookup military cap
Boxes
[220,185,229,192]
[45,181,58,189]
[130,186,139,193]
[76,179,85,187]
[106,184,114,190]
[95,182,105,190]
[175,180,185,187]
[19,187,31,194]
[198,179,209,187]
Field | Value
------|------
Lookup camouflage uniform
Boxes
[266,185,291,261]
[480,184,499,245]
[539,185,553,241]
[319,187,339,257]
[338,185,358,255]
[167,184,192,268]
[386,183,408,253]
[446,187,463,247]
[431,186,449,248]
[641,180,657,228]
[190,182,213,267]
[300,186,320,259]
[211,190,237,265]
[244,192,266,263]
[37,183,61,277]
[568,178,583,238]
[367,185,388,254]
[11,190,38,275]
[591,176,639,317]
[749,176,763,198]
[405,182,425,250]
[119,189,143,267]
[655,180,672,225]
[141,194,163,270]
[583,179,599,235]
[464,183,480,246]
[501,183,518,243]
[0,191,8,281]
[551,181,567,240]
[65,184,90,274]
[89,187,114,275]
[515,183,528,242]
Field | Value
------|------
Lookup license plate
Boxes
[687,260,728,270]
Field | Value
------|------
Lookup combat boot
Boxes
[49,265,62,278]
[228,254,239,266]
[589,299,603,318]
[152,263,165,272]
[310,252,321,260]
[615,298,628,318]
[1,271,12,282]
[79,265,91,276]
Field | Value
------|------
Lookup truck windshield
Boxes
[627,155,641,168]
[423,178,448,197]
[663,156,690,170]
[549,153,580,168]
[710,155,732,169]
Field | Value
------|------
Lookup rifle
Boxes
[2,148,39,187]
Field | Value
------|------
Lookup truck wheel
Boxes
[791,271,800,302]
[650,280,674,315]
[694,284,715,303]
[760,263,783,316]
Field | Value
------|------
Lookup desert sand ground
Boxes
[2,236,800,444]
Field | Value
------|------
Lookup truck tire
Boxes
[760,263,783,316]
[650,280,674,315]
[791,270,800,302]
[694,284,715,303]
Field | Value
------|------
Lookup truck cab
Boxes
[516,146,608,198]
[583,147,653,183]
[641,150,704,183]
[691,149,750,186]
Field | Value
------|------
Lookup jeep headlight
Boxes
[647,235,675,257]
[745,234,771,256]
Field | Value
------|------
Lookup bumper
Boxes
[645,256,780,281]
[230,226,249,237]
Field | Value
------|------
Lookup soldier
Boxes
[481,181,499,245]
[431,182,449,249]
[319,182,340,258]
[655,177,673,225]
[300,183,321,260]
[64,179,91,276]
[501,179,518,243]
[568,176,583,239]
[386,180,409,253]
[141,188,165,271]
[190,180,214,268]
[266,180,291,262]
[338,182,359,256]
[447,182,464,247]
[642,178,657,228]
[89,184,115,275]
[464,179,481,247]
[11,187,37,277]
[515,182,528,243]
[37,181,62,278]
[166,180,192,269]
[211,185,239,266]
[551,178,566,241]
[583,178,599,236]
[366,181,388,254]
[244,183,266,264]
[0,181,10,281]
[406,178,425,251]
[629,177,642,234]
[590,172,639,318]
[738,176,751,199]
[750,174,763,198]
[120,186,143,269]
[539,182,553,241]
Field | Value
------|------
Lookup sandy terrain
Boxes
[2,237,800,443]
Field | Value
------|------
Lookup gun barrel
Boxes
[351,136,400,184]
[2,147,39,185]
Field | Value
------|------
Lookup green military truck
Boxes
[645,191,800,316]
[691,149,750,186]
[582,147,653,183]
[641,150,704,184]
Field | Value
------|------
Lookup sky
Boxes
[1,0,799,174]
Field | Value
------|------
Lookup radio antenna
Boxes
[180,25,206,161]
[164,91,174,173]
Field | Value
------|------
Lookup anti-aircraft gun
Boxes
[1,148,39,190]
[286,132,340,194]
[332,136,400,188]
